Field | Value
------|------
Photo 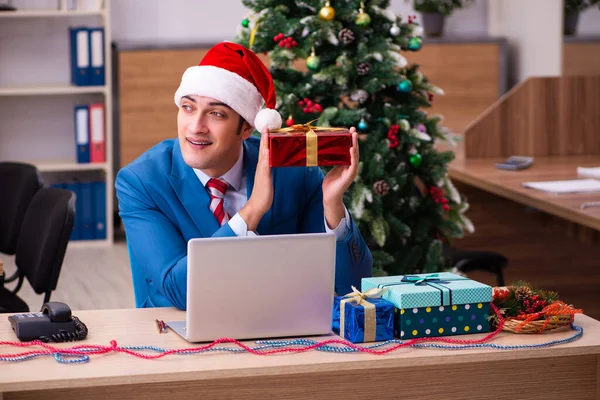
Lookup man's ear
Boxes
[240,120,255,140]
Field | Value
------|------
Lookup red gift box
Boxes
[269,124,352,168]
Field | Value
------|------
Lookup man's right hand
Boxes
[238,128,273,232]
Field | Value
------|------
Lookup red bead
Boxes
[298,100,304,106]
[279,42,284,47]
[314,104,323,112]
[285,43,291,48]
[442,204,450,211]
[306,100,314,107]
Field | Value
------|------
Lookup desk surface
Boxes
[448,149,600,231]
[1,307,599,394]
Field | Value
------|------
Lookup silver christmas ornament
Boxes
[350,89,369,104]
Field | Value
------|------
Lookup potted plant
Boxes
[564,0,600,35]
[410,0,474,37]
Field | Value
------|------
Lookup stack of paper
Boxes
[577,166,600,179]
[522,179,600,194]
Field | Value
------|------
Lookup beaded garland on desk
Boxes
[0,304,584,364]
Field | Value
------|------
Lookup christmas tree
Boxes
[235,0,473,276]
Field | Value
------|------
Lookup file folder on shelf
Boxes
[89,103,105,163]
[92,181,106,239]
[79,181,95,240]
[74,105,90,163]
[89,27,105,86]
[69,27,91,86]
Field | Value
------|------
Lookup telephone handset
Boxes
[8,301,88,342]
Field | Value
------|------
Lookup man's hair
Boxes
[236,115,246,135]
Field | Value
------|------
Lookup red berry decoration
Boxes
[387,125,400,149]
[429,186,450,211]
[314,104,323,113]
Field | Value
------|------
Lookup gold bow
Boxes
[270,120,348,167]
[339,286,389,342]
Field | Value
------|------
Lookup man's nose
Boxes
[189,113,208,134]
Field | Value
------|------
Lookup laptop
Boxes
[167,232,337,343]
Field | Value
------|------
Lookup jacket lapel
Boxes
[167,140,219,237]
[244,138,274,233]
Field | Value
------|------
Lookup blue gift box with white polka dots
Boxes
[361,273,492,339]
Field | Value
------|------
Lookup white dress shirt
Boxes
[193,146,350,240]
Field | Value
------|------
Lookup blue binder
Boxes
[89,27,105,86]
[79,181,95,240]
[74,105,90,163]
[69,27,91,86]
[64,182,80,240]
[92,181,106,239]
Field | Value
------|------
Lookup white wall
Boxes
[488,0,563,86]
[578,7,600,35]
[110,0,489,44]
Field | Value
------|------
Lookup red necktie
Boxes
[206,178,231,226]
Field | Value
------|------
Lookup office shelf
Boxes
[29,160,109,173]
[0,0,115,246]
[0,9,105,18]
[0,85,107,96]
[68,238,111,248]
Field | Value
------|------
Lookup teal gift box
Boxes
[361,272,492,339]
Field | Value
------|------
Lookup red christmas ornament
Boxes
[285,116,295,127]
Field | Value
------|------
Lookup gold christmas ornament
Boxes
[356,2,371,27]
[319,1,335,21]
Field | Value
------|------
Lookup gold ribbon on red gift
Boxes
[339,286,389,342]
[270,120,347,167]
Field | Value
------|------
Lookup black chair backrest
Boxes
[0,162,43,254]
[15,187,75,295]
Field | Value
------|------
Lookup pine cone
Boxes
[338,28,355,45]
[357,62,371,76]
[515,286,532,302]
[350,89,368,104]
[373,180,390,196]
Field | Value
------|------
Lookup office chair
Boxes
[443,244,508,286]
[0,187,76,312]
[0,162,43,256]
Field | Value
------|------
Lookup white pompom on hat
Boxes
[173,42,282,133]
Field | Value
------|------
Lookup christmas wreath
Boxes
[490,282,583,334]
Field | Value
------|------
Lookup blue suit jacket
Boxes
[115,137,373,309]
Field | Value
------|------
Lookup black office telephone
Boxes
[8,302,88,342]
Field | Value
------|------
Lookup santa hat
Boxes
[173,42,282,133]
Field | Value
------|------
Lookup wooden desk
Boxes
[1,308,599,400]
[449,151,600,231]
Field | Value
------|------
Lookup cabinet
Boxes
[0,0,113,245]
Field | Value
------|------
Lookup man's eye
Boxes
[211,111,224,117]
[182,104,193,112]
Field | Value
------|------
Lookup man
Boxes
[116,42,372,310]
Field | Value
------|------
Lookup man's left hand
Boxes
[322,127,359,228]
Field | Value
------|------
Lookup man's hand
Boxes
[322,127,359,229]
[239,128,273,232]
